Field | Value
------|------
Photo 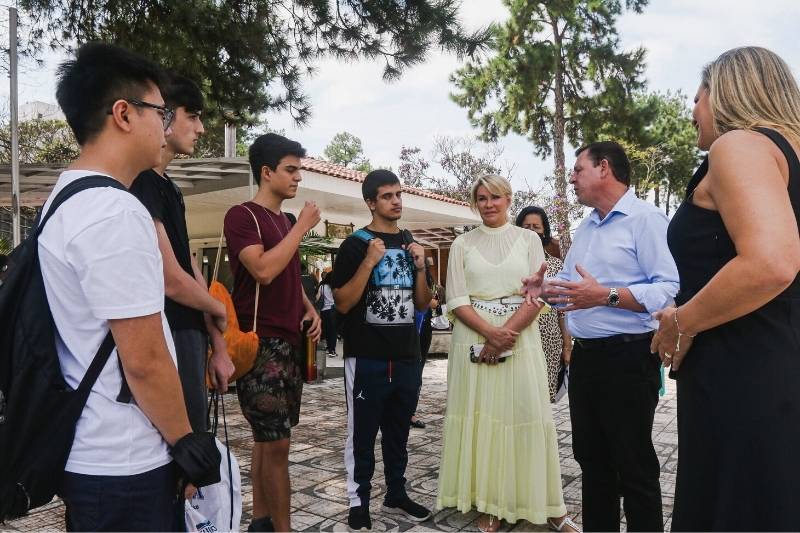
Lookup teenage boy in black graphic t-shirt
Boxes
[333,230,421,360]
[130,73,234,432]
[331,169,432,531]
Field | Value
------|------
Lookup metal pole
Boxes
[223,122,235,158]
[437,247,441,286]
[224,122,252,198]
[9,7,20,246]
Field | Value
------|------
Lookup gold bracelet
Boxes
[674,307,696,353]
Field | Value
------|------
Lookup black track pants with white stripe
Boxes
[344,357,422,508]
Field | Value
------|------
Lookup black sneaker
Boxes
[247,515,274,532]
[382,496,431,522]
[348,505,372,531]
[410,418,426,429]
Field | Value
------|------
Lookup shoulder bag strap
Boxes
[241,205,263,332]
[212,230,225,283]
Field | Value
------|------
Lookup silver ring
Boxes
[664,352,672,359]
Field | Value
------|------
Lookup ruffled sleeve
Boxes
[446,236,471,312]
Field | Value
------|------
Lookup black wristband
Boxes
[171,432,221,488]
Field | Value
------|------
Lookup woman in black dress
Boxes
[651,46,800,531]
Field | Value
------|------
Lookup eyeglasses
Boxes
[108,98,175,130]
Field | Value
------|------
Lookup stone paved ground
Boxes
[3,356,677,532]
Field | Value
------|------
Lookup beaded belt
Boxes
[471,296,525,316]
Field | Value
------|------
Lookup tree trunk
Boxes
[665,186,672,216]
[654,184,660,207]
[550,15,571,253]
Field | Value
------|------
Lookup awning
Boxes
[0,156,480,248]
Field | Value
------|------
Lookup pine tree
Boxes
[450,0,648,249]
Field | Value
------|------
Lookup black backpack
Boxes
[0,176,124,522]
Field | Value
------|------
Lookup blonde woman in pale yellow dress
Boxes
[436,175,578,533]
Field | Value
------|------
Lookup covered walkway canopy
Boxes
[0,157,479,252]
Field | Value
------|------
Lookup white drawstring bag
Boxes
[185,392,242,532]
[431,304,451,330]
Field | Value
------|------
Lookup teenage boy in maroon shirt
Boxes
[224,133,322,532]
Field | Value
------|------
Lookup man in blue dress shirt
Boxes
[540,141,679,532]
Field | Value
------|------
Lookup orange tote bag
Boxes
[207,206,262,386]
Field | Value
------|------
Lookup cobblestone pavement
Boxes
[4,357,677,532]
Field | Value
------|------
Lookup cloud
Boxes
[5,0,800,195]
[619,0,800,96]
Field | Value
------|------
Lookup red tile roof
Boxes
[300,157,470,207]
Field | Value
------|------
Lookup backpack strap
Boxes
[400,229,415,246]
[353,227,414,245]
[35,176,125,401]
[78,331,116,396]
[36,175,126,234]
[351,228,375,243]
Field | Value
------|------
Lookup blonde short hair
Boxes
[469,174,513,210]
[702,46,800,143]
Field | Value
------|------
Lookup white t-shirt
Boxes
[320,283,335,311]
[38,170,176,476]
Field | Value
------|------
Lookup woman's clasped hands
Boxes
[478,325,519,365]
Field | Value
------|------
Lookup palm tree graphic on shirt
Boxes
[366,249,414,325]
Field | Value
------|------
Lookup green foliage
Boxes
[15,0,491,127]
[592,91,701,213]
[0,117,79,164]
[646,92,701,213]
[354,159,373,173]
[0,235,11,255]
[299,230,333,269]
[324,131,371,170]
[449,0,648,248]
[300,231,333,255]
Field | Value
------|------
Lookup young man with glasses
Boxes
[130,73,234,433]
[41,43,220,530]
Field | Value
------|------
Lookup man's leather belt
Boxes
[573,332,654,350]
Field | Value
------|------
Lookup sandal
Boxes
[547,515,580,533]
[477,513,502,533]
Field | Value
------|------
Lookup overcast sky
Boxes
[2,0,799,193]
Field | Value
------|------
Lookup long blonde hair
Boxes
[702,46,800,144]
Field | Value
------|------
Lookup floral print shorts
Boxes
[236,337,303,442]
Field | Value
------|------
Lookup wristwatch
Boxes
[607,288,620,307]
